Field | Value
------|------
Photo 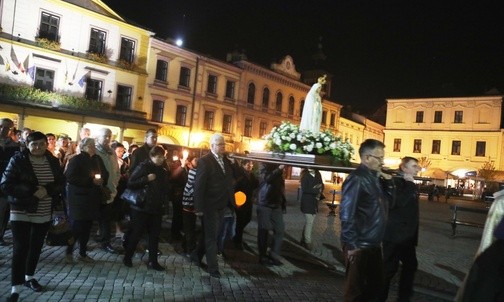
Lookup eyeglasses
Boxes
[366,154,384,161]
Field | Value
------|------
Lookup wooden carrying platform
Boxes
[231,152,357,173]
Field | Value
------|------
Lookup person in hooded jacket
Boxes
[122,145,169,271]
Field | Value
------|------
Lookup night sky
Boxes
[102,0,504,115]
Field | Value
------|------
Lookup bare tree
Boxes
[478,161,496,181]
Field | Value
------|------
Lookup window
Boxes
[155,60,168,82]
[116,85,132,110]
[259,121,267,137]
[89,28,106,54]
[207,74,217,94]
[225,80,235,99]
[288,96,295,116]
[454,111,463,123]
[203,111,214,130]
[476,141,486,157]
[119,37,135,63]
[175,105,187,126]
[415,111,424,123]
[413,139,422,153]
[39,12,59,41]
[244,118,252,137]
[434,111,443,123]
[330,113,336,127]
[222,114,232,134]
[262,88,270,111]
[152,100,164,122]
[432,140,441,154]
[451,140,461,155]
[322,111,327,124]
[84,78,102,101]
[300,100,305,117]
[179,67,191,87]
[393,139,401,152]
[247,83,255,105]
[34,68,54,92]
[275,92,283,113]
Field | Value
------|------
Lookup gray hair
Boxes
[95,127,112,137]
[210,133,224,145]
[79,137,95,150]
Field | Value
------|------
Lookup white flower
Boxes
[315,142,322,149]
[305,144,314,152]
[289,143,297,150]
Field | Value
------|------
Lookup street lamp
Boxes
[175,38,183,47]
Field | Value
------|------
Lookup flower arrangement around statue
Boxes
[263,121,354,165]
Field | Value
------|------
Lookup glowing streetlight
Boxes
[175,38,183,47]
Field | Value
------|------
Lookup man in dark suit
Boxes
[193,133,235,278]
[380,156,420,302]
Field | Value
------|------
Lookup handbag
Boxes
[46,212,75,246]
[121,186,148,207]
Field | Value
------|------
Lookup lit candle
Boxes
[94,174,101,179]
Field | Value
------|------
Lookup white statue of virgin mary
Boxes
[299,75,326,134]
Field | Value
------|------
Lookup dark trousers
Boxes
[10,220,50,285]
[343,245,384,302]
[202,208,224,273]
[171,195,183,236]
[0,197,10,239]
[183,211,197,253]
[124,209,162,263]
[67,219,93,257]
[380,240,418,302]
[191,216,205,263]
[98,203,113,245]
[256,206,284,259]
[234,203,252,244]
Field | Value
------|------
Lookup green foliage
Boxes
[86,52,109,63]
[0,83,111,112]
[264,121,354,165]
[35,38,61,51]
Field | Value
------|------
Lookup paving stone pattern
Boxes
[0,180,483,301]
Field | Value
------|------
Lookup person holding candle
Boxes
[64,138,108,263]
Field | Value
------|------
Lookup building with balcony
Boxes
[0,0,155,142]
[0,0,382,163]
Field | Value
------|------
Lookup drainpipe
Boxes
[187,56,200,147]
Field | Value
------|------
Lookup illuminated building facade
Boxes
[0,0,382,160]
[384,96,504,191]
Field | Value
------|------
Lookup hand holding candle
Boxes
[93,174,103,185]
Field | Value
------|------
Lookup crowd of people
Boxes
[0,122,291,301]
[1,120,503,301]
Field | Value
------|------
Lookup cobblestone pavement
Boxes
[0,180,485,301]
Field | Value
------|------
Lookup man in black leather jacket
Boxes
[380,156,420,302]
[340,139,394,301]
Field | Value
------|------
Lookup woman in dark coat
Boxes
[123,145,170,271]
[299,168,323,251]
[64,137,108,263]
[1,132,64,302]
